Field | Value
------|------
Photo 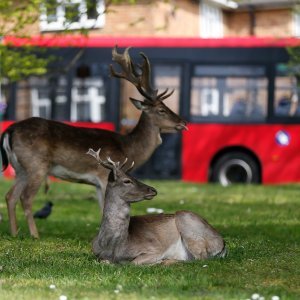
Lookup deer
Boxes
[0,46,187,238]
[87,148,226,265]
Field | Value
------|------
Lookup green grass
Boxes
[0,179,299,300]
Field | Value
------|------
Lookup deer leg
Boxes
[96,187,104,212]
[161,259,181,266]
[175,211,224,260]
[132,254,163,265]
[5,177,27,237]
[20,175,45,239]
[133,255,180,265]
[44,177,51,194]
[96,177,107,212]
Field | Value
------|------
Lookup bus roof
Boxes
[3,36,300,48]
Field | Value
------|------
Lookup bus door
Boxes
[119,64,182,179]
[186,65,269,184]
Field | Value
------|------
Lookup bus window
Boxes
[224,77,267,119]
[70,64,106,122]
[23,68,106,122]
[274,66,300,117]
[16,76,68,120]
[190,65,267,122]
[29,77,52,119]
[191,77,219,117]
[71,77,105,122]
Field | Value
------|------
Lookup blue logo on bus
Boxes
[275,130,290,146]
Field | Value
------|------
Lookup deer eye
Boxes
[158,108,166,115]
[123,178,132,185]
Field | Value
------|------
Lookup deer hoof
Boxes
[100,259,111,264]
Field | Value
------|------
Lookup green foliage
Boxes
[0,1,41,36]
[284,47,300,84]
[287,47,300,67]
[0,0,140,81]
[0,180,299,299]
[0,0,47,80]
[0,45,49,81]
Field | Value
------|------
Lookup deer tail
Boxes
[215,241,227,258]
[0,130,11,172]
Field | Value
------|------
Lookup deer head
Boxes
[110,46,187,133]
[87,148,157,203]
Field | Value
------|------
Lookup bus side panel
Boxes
[0,121,14,132]
[0,121,14,178]
[182,123,300,184]
[64,122,114,131]
[0,121,115,179]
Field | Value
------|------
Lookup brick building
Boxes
[10,0,300,38]
[2,0,300,122]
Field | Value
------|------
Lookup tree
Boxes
[0,0,148,81]
[0,0,50,81]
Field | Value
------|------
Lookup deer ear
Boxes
[130,98,150,111]
[108,170,117,182]
[112,169,117,181]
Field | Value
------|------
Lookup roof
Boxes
[237,0,297,9]
[3,36,300,48]
[209,0,238,9]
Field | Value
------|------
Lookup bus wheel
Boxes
[211,152,260,186]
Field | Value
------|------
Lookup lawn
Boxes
[0,179,299,300]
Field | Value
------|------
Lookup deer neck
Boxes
[124,112,162,167]
[97,188,130,252]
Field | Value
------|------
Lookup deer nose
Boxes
[144,187,157,200]
[148,187,157,196]
[149,187,157,196]
[176,120,188,131]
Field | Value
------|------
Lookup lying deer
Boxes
[88,148,226,265]
[0,46,187,238]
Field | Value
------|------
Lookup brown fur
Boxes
[1,47,186,238]
[2,107,185,238]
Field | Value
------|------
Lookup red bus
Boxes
[1,36,300,185]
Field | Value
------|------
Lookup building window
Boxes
[40,0,105,32]
[200,1,223,38]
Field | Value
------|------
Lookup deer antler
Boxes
[110,46,159,103]
[87,148,134,175]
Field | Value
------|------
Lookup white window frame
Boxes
[31,89,52,118]
[200,1,224,38]
[201,88,219,116]
[40,0,105,32]
[30,77,68,118]
[71,78,105,122]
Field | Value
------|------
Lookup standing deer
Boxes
[88,148,226,265]
[0,46,187,238]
